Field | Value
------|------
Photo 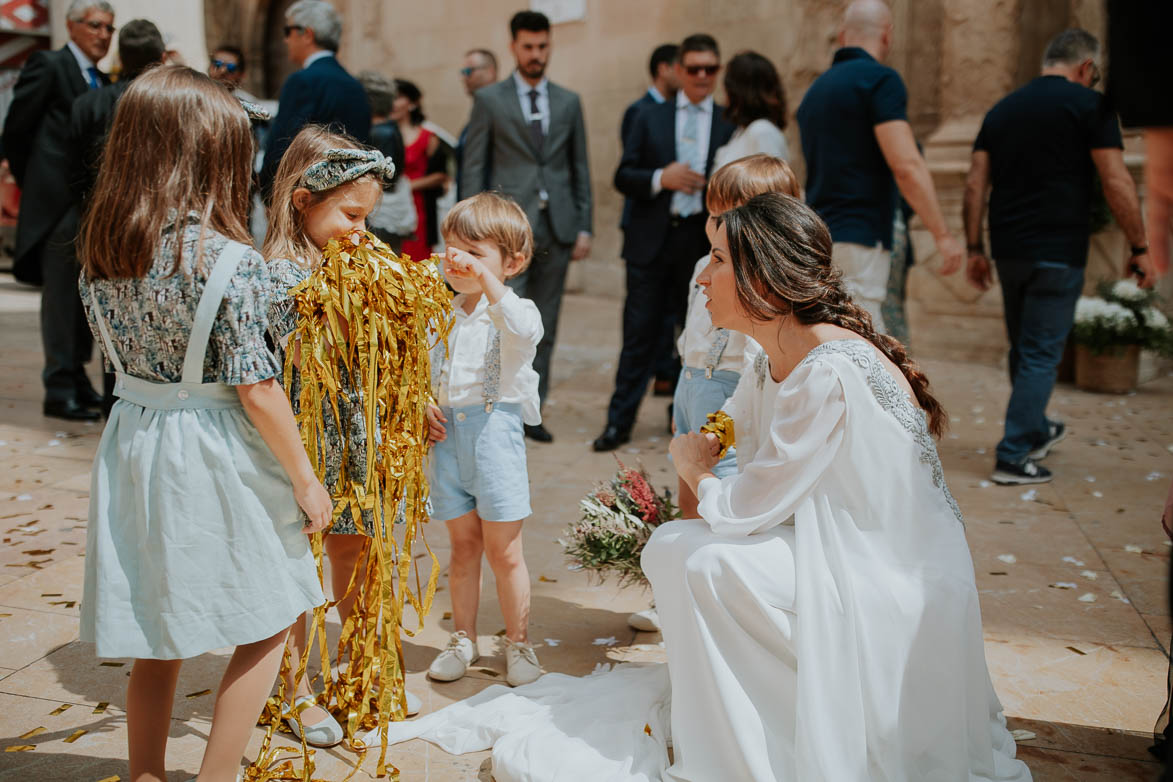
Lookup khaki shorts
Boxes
[831,242,890,334]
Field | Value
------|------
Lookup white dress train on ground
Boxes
[381,339,1032,782]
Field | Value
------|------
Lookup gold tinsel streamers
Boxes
[700,410,736,459]
[247,232,452,781]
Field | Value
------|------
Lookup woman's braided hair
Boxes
[719,193,947,437]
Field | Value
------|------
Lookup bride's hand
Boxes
[670,432,720,487]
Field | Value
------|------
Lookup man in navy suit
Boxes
[594,34,734,451]
[620,43,680,399]
[1,0,114,421]
[260,0,371,201]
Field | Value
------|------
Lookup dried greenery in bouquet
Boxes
[562,459,680,588]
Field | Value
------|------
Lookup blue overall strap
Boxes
[181,241,252,384]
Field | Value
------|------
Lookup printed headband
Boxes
[300,148,397,192]
[238,98,272,122]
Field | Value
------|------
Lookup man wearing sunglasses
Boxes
[455,48,498,199]
[963,28,1146,487]
[595,33,734,452]
[1,0,114,421]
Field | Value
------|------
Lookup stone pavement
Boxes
[0,272,1169,781]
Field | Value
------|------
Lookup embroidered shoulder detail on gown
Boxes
[800,340,964,524]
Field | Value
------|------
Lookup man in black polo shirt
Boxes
[964,28,1146,485]
[797,0,963,335]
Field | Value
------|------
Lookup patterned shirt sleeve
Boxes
[206,247,282,385]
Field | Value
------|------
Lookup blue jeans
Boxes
[994,259,1084,464]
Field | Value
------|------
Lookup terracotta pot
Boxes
[1074,344,1140,394]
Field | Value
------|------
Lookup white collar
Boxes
[453,293,490,319]
[66,40,96,76]
[513,70,548,96]
[676,91,713,113]
[302,50,334,70]
[647,86,666,103]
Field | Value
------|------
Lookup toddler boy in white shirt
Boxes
[425,192,544,687]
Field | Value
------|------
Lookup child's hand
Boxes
[426,403,447,444]
[295,479,334,535]
[444,247,488,285]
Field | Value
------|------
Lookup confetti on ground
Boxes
[538,575,558,582]
[63,729,86,743]
[976,448,987,455]
[544,638,561,647]
[1147,472,1165,482]
[96,776,121,782]
[1010,729,1036,742]
[1110,590,1131,604]
[18,727,45,739]
[1062,557,1085,566]
[1020,489,1037,501]
[1066,645,1087,655]
[1124,545,1144,554]
[40,593,61,597]
[185,689,212,699]
[1078,593,1097,603]
[46,440,60,447]
[49,704,71,715]
[1080,571,1098,580]
[441,611,452,620]
[471,667,500,677]
[1092,491,1103,498]
[99,661,124,667]
[974,417,985,424]
[15,494,31,501]
[644,723,653,736]
[1049,582,1077,590]
[591,663,613,675]
[1084,476,1096,483]
[979,480,992,488]
[92,702,108,714]
[997,554,1017,564]
[989,571,1008,576]
[971,406,984,414]
[5,745,34,752]
[24,549,53,556]
[593,637,619,646]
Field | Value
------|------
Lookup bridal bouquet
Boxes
[562,459,679,588]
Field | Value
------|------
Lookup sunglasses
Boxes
[684,64,720,77]
[283,24,305,37]
[83,19,115,34]
[460,65,487,77]
[211,59,240,74]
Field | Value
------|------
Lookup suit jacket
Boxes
[614,98,734,266]
[459,75,592,245]
[1,46,106,283]
[619,91,661,230]
[68,79,130,207]
[259,55,372,200]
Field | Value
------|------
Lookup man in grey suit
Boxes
[460,9,592,443]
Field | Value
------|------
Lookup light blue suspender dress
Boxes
[80,241,324,660]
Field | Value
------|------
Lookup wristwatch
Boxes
[1131,245,1149,256]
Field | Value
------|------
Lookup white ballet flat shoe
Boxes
[283,695,345,748]
[627,608,661,632]
[184,775,241,782]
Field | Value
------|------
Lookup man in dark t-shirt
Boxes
[963,28,1146,486]
[797,0,963,334]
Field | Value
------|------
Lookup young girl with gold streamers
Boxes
[262,126,449,773]
[76,65,332,782]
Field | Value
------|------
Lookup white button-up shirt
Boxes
[678,254,759,375]
[66,40,96,84]
[303,50,334,70]
[433,290,544,425]
[651,92,714,196]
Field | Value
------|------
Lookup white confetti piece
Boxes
[997,554,1017,564]
[974,417,985,425]
[1062,556,1085,566]
[625,448,641,455]
[15,494,32,501]
[1078,593,1097,603]
[1084,476,1096,483]
[591,663,614,675]
[1165,541,1172,548]
[975,447,987,455]
[47,440,61,447]
[950,416,961,423]
[1110,590,1131,604]
[593,637,618,646]
[544,638,561,647]
[971,405,984,414]
[1094,439,1109,447]
[978,480,992,488]
[1050,582,1077,589]
[948,433,960,439]
[1147,471,1164,482]
[1092,491,1103,498]
[1167,444,1173,454]
[1124,544,1144,554]
[1020,489,1038,502]
[1010,729,1036,742]
[1080,570,1098,580]
[649,437,661,443]
[0,440,8,446]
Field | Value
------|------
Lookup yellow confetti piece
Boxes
[5,745,35,752]
[644,723,652,736]
[99,662,124,667]
[700,410,735,458]
[442,611,452,620]
[0,613,11,618]
[92,702,108,714]
[538,575,558,583]
[24,549,54,556]
[18,727,45,739]
[63,729,86,743]
[185,689,212,699]
[40,593,62,597]
[96,776,121,782]
[49,704,71,715]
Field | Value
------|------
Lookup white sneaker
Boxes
[504,638,542,687]
[627,607,661,632]
[427,631,479,682]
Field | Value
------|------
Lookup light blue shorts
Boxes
[673,366,739,479]
[428,403,531,523]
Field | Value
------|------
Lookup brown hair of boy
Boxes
[80,65,254,279]
[705,154,799,215]
[262,124,372,265]
[441,192,534,277]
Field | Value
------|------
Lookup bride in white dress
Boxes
[380,193,1031,781]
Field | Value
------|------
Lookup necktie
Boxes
[86,67,101,90]
[672,103,704,218]
[527,89,545,151]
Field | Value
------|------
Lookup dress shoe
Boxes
[592,425,631,452]
[44,399,100,421]
[652,378,676,397]
[76,385,103,408]
[524,423,553,443]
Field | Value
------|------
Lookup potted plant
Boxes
[1071,279,1173,393]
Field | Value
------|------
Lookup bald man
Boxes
[797,0,963,334]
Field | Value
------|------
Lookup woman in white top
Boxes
[713,51,790,170]
[378,194,1030,782]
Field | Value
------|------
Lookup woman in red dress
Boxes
[393,79,449,260]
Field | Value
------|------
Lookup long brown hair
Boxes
[720,193,947,437]
[723,51,788,131]
[262,125,368,265]
[80,65,254,279]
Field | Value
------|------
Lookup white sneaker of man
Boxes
[504,637,542,687]
[427,630,479,682]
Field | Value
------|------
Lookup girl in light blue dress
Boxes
[77,65,332,782]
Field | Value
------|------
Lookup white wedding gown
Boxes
[381,340,1032,781]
